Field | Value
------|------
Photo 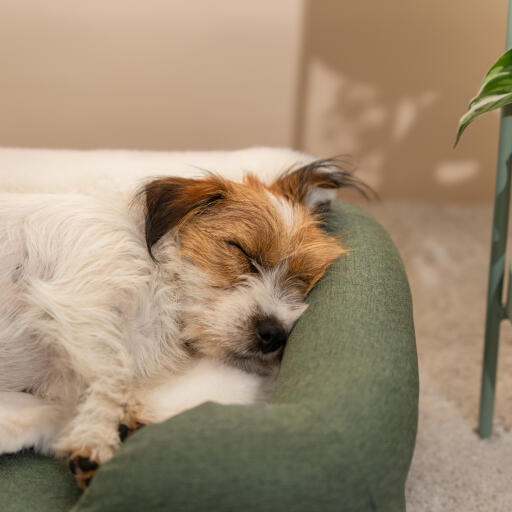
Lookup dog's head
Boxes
[141,158,368,375]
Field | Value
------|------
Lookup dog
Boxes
[0,158,367,489]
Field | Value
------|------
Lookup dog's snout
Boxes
[256,317,288,354]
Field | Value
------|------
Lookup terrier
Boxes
[0,158,367,488]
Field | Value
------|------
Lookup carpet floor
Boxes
[366,203,512,512]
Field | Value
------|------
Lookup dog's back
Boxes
[0,193,148,398]
[0,194,66,393]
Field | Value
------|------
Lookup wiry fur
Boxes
[0,158,358,488]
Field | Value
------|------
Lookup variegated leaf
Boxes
[455,48,512,147]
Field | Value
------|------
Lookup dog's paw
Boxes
[118,420,146,442]
[57,438,117,490]
[68,451,100,490]
[119,399,149,442]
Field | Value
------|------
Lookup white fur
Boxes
[268,192,297,234]
[0,391,70,455]
[0,358,268,455]
[135,358,272,424]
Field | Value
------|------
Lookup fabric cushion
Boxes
[0,452,80,512]
[1,200,418,512]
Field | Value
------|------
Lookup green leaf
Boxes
[455,48,512,147]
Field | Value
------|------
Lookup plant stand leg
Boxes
[478,109,512,439]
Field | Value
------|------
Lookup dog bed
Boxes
[0,148,418,512]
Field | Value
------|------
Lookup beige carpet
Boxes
[365,203,512,512]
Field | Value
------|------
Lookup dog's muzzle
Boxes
[255,316,288,354]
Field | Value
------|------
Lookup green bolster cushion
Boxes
[0,200,418,512]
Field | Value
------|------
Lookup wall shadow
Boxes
[294,0,507,203]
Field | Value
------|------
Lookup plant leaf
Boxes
[455,48,512,147]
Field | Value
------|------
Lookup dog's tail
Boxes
[0,391,69,456]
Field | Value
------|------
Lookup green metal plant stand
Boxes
[478,3,512,439]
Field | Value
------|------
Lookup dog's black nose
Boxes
[256,317,288,354]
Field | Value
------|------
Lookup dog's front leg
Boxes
[47,336,134,490]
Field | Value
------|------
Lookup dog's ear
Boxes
[142,176,227,257]
[271,157,371,209]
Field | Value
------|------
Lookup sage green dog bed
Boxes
[0,200,418,512]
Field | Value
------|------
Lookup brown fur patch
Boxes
[140,162,363,290]
[170,173,344,292]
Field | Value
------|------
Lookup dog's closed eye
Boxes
[226,240,259,274]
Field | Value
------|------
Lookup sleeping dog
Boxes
[0,158,367,488]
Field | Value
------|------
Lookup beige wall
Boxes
[0,0,508,202]
[0,0,302,150]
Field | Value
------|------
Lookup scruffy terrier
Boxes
[0,158,366,489]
